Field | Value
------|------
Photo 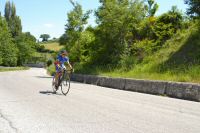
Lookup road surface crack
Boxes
[0,109,18,133]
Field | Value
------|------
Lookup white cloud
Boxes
[44,23,54,28]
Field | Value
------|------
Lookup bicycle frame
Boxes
[58,69,72,87]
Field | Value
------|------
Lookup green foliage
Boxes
[47,64,55,76]
[0,67,29,72]
[67,30,95,63]
[145,0,159,17]
[4,1,11,21]
[59,34,67,45]
[0,17,18,66]
[119,55,137,71]
[149,6,184,47]
[0,1,39,66]
[46,59,52,67]
[57,0,199,83]
[159,22,200,71]
[65,0,91,48]
[40,34,50,42]
[36,45,46,52]
[4,1,22,38]
[78,30,96,63]
[75,22,200,83]
[63,0,91,62]
[185,0,200,18]
[94,0,146,64]
[132,39,156,59]
[15,32,37,65]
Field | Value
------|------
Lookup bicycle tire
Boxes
[52,75,58,93]
[61,73,71,95]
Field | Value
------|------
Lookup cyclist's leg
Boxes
[55,66,60,86]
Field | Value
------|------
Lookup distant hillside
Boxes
[40,41,64,52]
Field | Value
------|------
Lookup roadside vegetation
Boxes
[0,67,29,72]
[0,1,48,67]
[47,0,200,83]
[0,1,62,69]
[81,22,200,83]
[1,0,200,83]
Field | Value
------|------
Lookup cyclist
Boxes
[54,50,73,88]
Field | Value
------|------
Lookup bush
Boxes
[46,59,53,67]
[36,45,45,52]
[47,64,56,76]
[119,55,137,71]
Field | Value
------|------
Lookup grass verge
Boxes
[0,67,29,72]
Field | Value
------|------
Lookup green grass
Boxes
[74,22,200,83]
[0,67,29,72]
[41,42,64,51]
[74,64,200,83]
[98,65,200,83]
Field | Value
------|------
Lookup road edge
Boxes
[71,74,200,102]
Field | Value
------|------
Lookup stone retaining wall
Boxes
[71,74,200,102]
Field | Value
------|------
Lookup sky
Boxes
[0,0,188,40]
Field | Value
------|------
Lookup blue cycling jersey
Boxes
[56,55,69,72]
[57,55,69,65]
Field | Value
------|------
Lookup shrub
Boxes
[46,59,53,67]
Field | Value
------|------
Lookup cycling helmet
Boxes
[60,50,68,55]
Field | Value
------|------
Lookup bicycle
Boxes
[52,67,73,95]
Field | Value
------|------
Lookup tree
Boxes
[65,0,91,47]
[59,33,68,45]
[64,0,91,62]
[4,1,22,38]
[152,6,183,45]
[94,0,146,64]
[185,0,200,18]
[79,30,96,63]
[0,17,18,66]
[145,0,159,17]
[40,34,50,42]
[4,1,11,21]
[15,32,36,65]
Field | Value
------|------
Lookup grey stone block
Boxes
[84,75,100,85]
[125,79,144,92]
[125,79,166,95]
[166,82,200,101]
[148,81,167,95]
[71,74,84,82]
[191,84,200,102]
[98,77,126,90]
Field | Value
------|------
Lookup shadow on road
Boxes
[39,90,63,96]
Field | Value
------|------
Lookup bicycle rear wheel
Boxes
[61,74,71,95]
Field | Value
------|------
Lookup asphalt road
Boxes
[0,68,200,133]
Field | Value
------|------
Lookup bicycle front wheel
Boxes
[61,74,71,95]
[52,75,58,93]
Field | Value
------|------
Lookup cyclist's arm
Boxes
[66,61,73,70]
